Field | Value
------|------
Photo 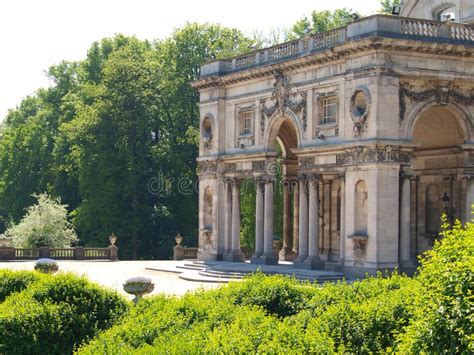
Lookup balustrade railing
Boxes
[0,246,118,261]
[401,18,441,38]
[204,15,474,77]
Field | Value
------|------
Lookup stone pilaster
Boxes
[293,181,299,255]
[294,176,308,267]
[465,175,474,223]
[302,176,324,269]
[251,178,265,262]
[223,179,245,262]
[338,174,346,267]
[400,173,413,266]
[279,180,296,261]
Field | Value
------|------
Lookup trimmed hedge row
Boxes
[78,220,473,354]
[78,274,421,354]
[0,272,129,354]
[0,269,43,302]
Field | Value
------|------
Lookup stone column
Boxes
[465,176,474,223]
[400,174,412,265]
[303,176,324,269]
[294,176,308,267]
[279,180,296,261]
[223,180,245,262]
[260,178,278,264]
[293,181,299,255]
[251,179,265,262]
[224,179,232,257]
[339,175,346,267]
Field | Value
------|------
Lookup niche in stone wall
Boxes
[201,116,213,149]
[425,184,441,237]
[354,180,368,236]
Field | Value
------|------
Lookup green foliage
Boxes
[5,192,78,248]
[0,269,42,302]
[380,0,401,14]
[217,272,313,317]
[291,8,359,38]
[0,272,128,354]
[396,218,474,353]
[0,25,253,259]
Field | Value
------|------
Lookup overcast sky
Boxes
[0,0,382,120]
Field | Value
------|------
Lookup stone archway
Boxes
[411,105,467,253]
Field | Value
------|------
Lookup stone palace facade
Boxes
[192,0,474,277]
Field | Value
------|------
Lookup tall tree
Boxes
[380,0,401,14]
[290,8,360,37]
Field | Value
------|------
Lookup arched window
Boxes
[432,3,456,21]
[355,181,368,236]
[426,184,441,236]
[203,187,213,230]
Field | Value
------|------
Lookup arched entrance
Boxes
[250,115,300,264]
[411,105,466,253]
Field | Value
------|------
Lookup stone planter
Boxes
[34,258,59,274]
[123,277,154,303]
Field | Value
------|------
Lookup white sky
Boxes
[0,0,382,120]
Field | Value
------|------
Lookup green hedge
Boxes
[0,269,43,302]
[0,272,129,354]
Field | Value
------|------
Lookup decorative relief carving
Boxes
[350,87,371,137]
[197,161,217,175]
[259,70,307,138]
[336,146,411,166]
[399,81,474,121]
[252,160,266,172]
[225,163,237,173]
[299,157,315,169]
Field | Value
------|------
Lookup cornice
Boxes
[192,36,474,91]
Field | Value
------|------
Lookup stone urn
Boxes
[123,277,155,304]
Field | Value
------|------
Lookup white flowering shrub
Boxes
[5,193,78,248]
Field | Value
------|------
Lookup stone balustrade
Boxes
[200,15,474,78]
[0,246,118,261]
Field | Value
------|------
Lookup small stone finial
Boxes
[109,233,117,247]
[175,233,183,246]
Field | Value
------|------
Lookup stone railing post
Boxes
[173,245,184,260]
[39,247,50,259]
[108,246,119,261]
[0,247,15,261]
[74,247,85,260]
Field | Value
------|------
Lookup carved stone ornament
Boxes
[299,157,315,169]
[197,161,217,175]
[336,145,411,166]
[260,70,307,138]
[350,88,371,137]
[399,81,474,121]
[201,115,214,149]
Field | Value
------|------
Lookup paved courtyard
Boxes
[0,260,222,299]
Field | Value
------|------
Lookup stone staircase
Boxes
[148,260,345,284]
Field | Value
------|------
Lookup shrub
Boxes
[215,272,315,317]
[396,219,474,353]
[0,273,129,354]
[0,269,43,302]
[5,192,78,248]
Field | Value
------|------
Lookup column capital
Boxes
[337,173,346,182]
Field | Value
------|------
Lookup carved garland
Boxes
[336,146,411,166]
[399,81,474,121]
[260,70,307,139]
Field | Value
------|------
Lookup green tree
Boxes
[380,0,401,14]
[5,193,78,248]
[290,8,359,37]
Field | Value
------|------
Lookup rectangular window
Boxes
[239,110,253,135]
[321,96,337,125]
